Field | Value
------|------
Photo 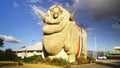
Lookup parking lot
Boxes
[72,59,120,68]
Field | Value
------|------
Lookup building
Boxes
[15,42,44,59]
[114,46,120,50]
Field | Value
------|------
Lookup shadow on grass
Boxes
[0,63,17,67]
[96,61,120,68]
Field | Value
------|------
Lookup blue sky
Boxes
[0,0,120,51]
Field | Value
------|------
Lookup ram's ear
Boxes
[69,10,77,21]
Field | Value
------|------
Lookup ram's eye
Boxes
[53,14,58,19]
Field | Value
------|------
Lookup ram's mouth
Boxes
[45,22,59,25]
[44,17,62,25]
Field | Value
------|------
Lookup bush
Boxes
[34,55,44,63]
[22,55,44,63]
[76,56,88,64]
[87,56,96,63]
[45,57,51,63]
[15,57,22,62]
[50,58,69,66]
[22,57,32,63]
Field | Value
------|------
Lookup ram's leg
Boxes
[81,28,87,59]
[68,54,76,63]
[48,49,68,60]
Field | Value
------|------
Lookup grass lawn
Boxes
[0,61,17,67]
[0,61,62,68]
[0,63,17,67]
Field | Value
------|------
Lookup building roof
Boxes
[114,46,120,50]
[17,42,43,51]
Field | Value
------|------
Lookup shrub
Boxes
[22,57,32,63]
[34,55,44,63]
[22,55,44,63]
[87,56,96,63]
[76,56,88,64]
[50,58,69,66]
[45,57,51,63]
[15,57,22,62]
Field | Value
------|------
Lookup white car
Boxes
[97,56,107,59]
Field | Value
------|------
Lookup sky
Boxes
[0,0,120,51]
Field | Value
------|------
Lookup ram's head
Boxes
[39,5,76,34]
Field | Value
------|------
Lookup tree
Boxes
[4,49,17,61]
[100,52,104,56]
[0,50,4,60]
[0,38,4,47]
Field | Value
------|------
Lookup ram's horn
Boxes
[38,12,45,22]
[70,10,77,21]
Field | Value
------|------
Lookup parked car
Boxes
[97,56,107,59]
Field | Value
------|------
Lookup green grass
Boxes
[0,63,17,67]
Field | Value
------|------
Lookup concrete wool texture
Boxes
[41,5,87,62]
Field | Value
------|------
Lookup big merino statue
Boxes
[39,5,87,63]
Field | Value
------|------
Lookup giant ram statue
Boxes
[39,5,87,63]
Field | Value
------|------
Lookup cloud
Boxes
[112,16,120,22]
[30,5,46,16]
[0,34,21,43]
[26,0,42,3]
[112,23,120,30]
[48,0,63,6]
[30,5,47,26]
[27,0,120,22]
[72,0,120,21]
[77,23,93,30]
[13,1,19,7]
[37,20,45,26]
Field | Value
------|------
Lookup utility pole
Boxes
[32,40,35,44]
[94,37,97,58]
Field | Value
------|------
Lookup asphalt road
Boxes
[71,59,120,68]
